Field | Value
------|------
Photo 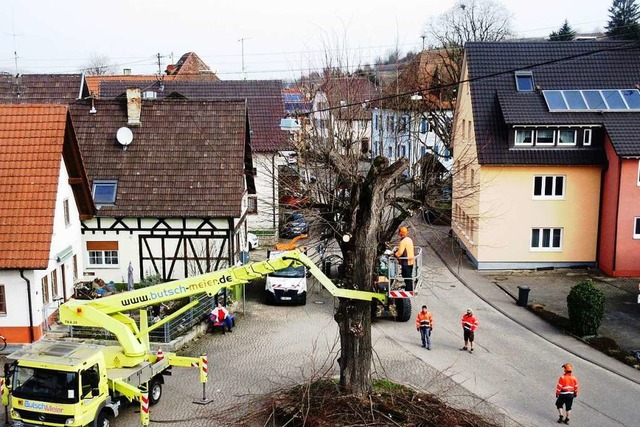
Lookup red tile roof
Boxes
[0,105,68,268]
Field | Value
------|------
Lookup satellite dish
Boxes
[116,127,133,147]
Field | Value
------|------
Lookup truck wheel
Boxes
[94,410,110,427]
[394,298,412,322]
[149,377,163,405]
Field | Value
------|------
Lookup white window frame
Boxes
[583,129,592,146]
[88,250,119,267]
[533,175,566,199]
[531,227,563,251]
[634,217,640,239]
[637,160,640,186]
[515,129,534,146]
[63,198,70,226]
[557,130,577,146]
[535,129,555,146]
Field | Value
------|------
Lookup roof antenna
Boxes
[10,4,22,76]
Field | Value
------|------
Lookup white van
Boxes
[265,250,307,305]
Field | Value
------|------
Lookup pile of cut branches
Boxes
[234,379,499,427]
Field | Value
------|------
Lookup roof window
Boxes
[515,71,534,92]
[92,180,118,205]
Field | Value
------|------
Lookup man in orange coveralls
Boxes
[555,363,579,424]
[415,305,434,349]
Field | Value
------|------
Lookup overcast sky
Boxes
[0,0,610,80]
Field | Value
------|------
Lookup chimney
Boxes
[123,68,132,75]
[126,88,142,126]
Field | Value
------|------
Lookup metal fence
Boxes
[70,294,215,344]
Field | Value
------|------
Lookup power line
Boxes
[309,41,640,116]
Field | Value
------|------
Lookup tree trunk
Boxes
[334,156,406,395]
[335,299,372,394]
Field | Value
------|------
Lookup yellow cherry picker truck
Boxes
[1,249,402,427]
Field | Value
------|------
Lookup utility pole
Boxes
[421,35,426,51]
[157,53,162,75]
[238,38,250,80]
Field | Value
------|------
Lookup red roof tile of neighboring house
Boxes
[0,74,88,104]
[86,52,219,96]
[0,105,95,269]
[69,99,248,218]
[165,52,219,79]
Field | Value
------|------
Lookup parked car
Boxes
[280,213,309,238]
[247,232,259,250]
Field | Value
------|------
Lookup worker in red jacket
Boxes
[460,308,478,353]
[555,363,579,424]
[415,305,434,350]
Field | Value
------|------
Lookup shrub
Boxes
[566,279,605,337]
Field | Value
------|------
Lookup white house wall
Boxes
[246,152,287,234]
[1,158,85,338]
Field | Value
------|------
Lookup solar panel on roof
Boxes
[542,91,567,110]
[563,91,587,109]
[542,89,640,112]
[583,90,607,109]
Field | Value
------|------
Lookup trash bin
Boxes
[517,286,530,307]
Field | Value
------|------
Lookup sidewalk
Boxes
[413,221,640,385]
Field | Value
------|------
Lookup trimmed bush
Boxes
[566,279,605,337]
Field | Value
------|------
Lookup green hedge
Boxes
[566,279,605,337]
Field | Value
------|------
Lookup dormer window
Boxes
[92,180,118,205]
[515,71,534,92]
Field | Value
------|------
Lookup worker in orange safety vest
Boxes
[460,308,478,353]
[415,305,434,349]
[394,226,415,291]
[555,363,579,425]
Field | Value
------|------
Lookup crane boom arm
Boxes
[59,250,384,358]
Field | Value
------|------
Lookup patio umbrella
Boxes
[127,262,134,291]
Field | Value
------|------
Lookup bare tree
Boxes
[83,53,116,75]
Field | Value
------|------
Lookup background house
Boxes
[371,50,454,174]
[453,41,640,276]
[69,90,253,283]
[0,104,94,343]
[310,76,378,156]
[84,51,220,96]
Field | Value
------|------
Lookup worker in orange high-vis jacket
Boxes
[415,305,434,349]
[555,363,579,425]
[460,308,478,353]
[394,226,415,291]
